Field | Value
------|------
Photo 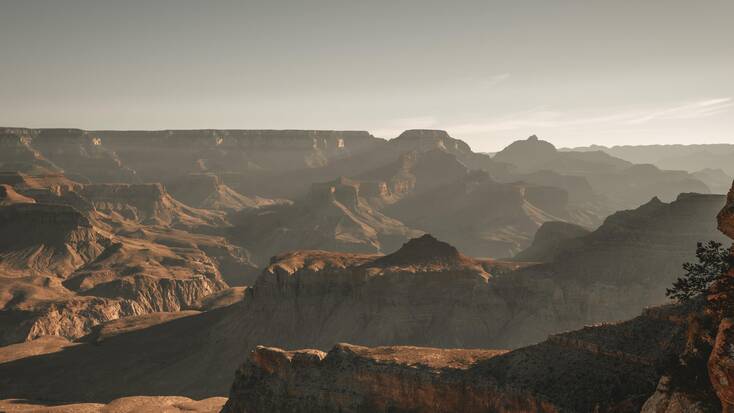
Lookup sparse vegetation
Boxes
[666,241,731,303]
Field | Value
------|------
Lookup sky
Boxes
[1,0,732,152]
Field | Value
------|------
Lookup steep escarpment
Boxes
[78,183,226,229]
[513,221,590,262]
[0,203,725,404]
[95,129,383,182]
[0,203,110,277]
[353,148,597,257]
[222,304,690,413]
[222,345,547,413]
[494,135,711,210]
[165,173,288,212]
[0,184,35,206]
[0,178,252,344]
[229,176,422,266]
[384,169,571,257]
[0,130,61,175]
[27,129,138,183]
[496,193,728,343]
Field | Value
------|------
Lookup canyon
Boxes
[0,127,731,412]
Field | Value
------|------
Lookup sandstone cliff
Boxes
[229,177,422,266]
[164,173,288,212]
[222,303,691,412]
[78,183,226,230]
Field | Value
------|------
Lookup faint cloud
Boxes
[625,98,733,124]
[445,97,733,136]
[478,73,511,88]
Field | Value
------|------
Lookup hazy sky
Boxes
[1,0,732,152]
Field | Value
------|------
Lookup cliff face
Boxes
[0,184,36,206]
[718,181,734,239]
[94,129,383,182]
[709,181,734,412]
[79,183,226,229]
[0,131,61,175]
[222,344,555,413]
[0,178,254,344]
[494,135,712,210]
[28,129,138,183]
[352,148,596,258]
[229,177,422,266]
[0,203,110,277]
[164,173,288,212]
[222,304,690,413]
[513,221,590,262]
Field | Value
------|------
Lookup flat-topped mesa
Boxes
[255,235,487,301]
[372,234,469,269]
[390,129,473,155]
[26,129,136,183]
[96,129,380,149]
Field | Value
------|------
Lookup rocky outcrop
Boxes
[0,203,110,277]
[641,376,718,413]
[354,149,587,257]
[229,176,422,266]
[4,296,145,344]
[718,181,734,239]
[222,305,689,412]
[0,395,226,413]
[95,129,384,182]
[513,221,590,262]
[165,173,288,212]
[78,274,222,313]
[0,131,61,175]
[709,319,734,412]
[0,271,224,345]
[222,344,553,413]
[27,128,138,183]
[0,184,35,206]
[78,183,226,229]
[495,135,711,210]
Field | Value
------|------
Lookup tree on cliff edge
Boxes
[666,241,731,303]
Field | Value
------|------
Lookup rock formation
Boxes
[512,221,590,262]
[0,395,226,412]
[222,303,691,412]
[164,173,288,212]
[27,128,138,183]
[0,184,35,206]
[0,175,258,344]
[0,187,728,405]
[78,183,226,230]
[494,135,711,210]
[693,168,733,194]
[229,176,422,266]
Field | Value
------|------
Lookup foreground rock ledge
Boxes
[221,343,558,413]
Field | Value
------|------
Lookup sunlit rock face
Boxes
[709,180,734,412]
